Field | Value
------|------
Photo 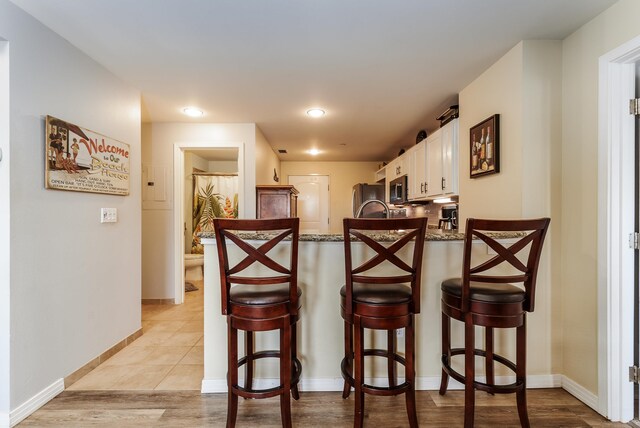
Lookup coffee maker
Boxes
[439,204,458,230]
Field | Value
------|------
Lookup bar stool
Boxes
[439,218,550,428]
[213,218,302,428]
[340,217,427,428]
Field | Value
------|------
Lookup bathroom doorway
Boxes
[173,142,244,304]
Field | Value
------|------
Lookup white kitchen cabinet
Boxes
[386,156,407,182]
[426,132,442,197]
[440,118,458,195]
[426,119,458,198]
[408,140,428,201]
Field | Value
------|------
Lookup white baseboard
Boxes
[561,375,599,412]
[201,374,561,394]
[416,373,561,390]
[201,379,228,393]
[9,378,64,427]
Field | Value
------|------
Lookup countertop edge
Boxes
[199,231,526,242]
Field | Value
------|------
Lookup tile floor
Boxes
[67,280,204,391]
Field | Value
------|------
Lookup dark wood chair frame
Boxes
[439,218,550,428]
[213,218,302,428]
[341,217,427,428]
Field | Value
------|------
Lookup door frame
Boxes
[173,141,244,304]
[598,34,640,421]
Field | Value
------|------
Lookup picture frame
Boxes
[470,114,500,178]
[45,115,130,195]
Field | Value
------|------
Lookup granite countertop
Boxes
[199,230,525,242]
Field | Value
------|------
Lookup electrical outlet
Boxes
[100,208,118,223]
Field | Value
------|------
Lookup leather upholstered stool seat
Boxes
[230,283,302,306]
[441,278,526,303]
[340,217,427,428]
[213,218,302,428]
[439,218,550,428]
[341,283,412,305]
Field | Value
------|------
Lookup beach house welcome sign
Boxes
[45,115,130,196]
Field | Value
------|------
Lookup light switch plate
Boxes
[100,208,118,223]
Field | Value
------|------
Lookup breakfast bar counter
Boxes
[199,230,551,394]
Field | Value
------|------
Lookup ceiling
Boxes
[12,0,616,162]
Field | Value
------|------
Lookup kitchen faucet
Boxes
[355,199,390,218]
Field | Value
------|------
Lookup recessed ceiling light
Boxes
[306,108,325,118]
[183,107,204,117]
[308,149,321,156]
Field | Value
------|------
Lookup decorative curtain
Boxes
[192,175,238,254]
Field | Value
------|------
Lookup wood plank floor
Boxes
[19,388,627,427]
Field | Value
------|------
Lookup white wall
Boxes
[141,122,257,299]
[458,42,524,222]
[458,41,562,381]
[0,37,10,423]
[561,0,640,395]
[0,0,141,416]
[521,41,563,375]
[255,126,280,185]
[208,160,237,173]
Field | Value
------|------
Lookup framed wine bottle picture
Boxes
[470,114,500,178]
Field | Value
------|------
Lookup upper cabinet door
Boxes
[426,132,442,197]
[408,140,427,201]
[440,119,459,195]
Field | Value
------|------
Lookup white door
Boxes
[288,175,330,234]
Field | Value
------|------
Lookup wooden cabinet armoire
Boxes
[256,185,299,219]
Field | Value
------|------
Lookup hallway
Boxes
[66,281,204,391]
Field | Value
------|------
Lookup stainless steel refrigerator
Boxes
[352,183,385,218]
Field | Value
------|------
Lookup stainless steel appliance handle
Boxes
[351,188,356,217]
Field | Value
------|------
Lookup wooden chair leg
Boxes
[387,329,397,388]
[342,319,353,399]
[245,331,254,392]
[405,315,418,428]
[227,319,238,428]
[291,321,300,400]
[280,318,292,428]
[439,311,451,395]
[464,314,475,428]
[516,319,530,428]
[485,326,495,394]
[353,316,365,428]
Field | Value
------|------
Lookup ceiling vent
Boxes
[278,149,288,154]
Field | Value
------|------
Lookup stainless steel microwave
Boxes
[389,175,408,205]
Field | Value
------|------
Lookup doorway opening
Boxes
[288,175,330,234]
[173,142,244,305]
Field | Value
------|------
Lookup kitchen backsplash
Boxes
[391,196,459,227]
